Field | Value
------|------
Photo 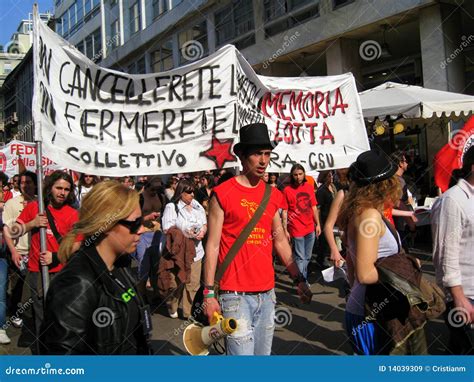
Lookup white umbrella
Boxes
[359,81,474,121]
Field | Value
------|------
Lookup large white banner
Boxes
[0,140,63,178]
[32,12,369,176]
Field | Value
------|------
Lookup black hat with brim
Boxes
[233,123,278,155]
[350,150,397,186]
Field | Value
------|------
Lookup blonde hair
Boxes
[59,181,140,263]
[337,176,401,232]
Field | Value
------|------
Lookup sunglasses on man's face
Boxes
[183,189,194,194]
[117,217,144,234]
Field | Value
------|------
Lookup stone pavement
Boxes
[1,250,450,356]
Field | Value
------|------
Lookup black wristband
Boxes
[291,273,306,285]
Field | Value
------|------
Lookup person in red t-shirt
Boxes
[17,171,79,353]
[282,164,321,280]
[203,123,312,355]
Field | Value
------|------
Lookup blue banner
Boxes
[0,356,472,382]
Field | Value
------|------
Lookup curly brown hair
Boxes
[337,175,401,232]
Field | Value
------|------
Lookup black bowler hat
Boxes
[233,123,278,155]
[349,150,397,186]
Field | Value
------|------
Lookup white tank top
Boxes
[346,220,400,316]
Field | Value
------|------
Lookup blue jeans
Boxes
[134,231,164,280]
[292,231,315,279]
[0,258,8,327]
[219,289,276,355]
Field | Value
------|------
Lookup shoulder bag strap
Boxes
[381,215,401,254]
[45,206,63,244]
[215,183,272,283]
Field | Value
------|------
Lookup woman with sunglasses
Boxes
[39,181,151,355]
[161,179,207,319]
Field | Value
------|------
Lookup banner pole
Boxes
[36,145,50,297]
[33,4,50,299]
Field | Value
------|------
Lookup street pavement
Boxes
[1,249,450,356]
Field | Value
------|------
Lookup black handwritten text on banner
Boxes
[32,13,369,176]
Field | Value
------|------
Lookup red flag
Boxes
[434,116,474,192]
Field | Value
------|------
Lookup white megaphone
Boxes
[183,312,238,355]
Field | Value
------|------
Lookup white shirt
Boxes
[431,179,474,301]
[162,199,207,262]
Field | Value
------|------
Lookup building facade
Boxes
[52,0,473,173]
[0,14,52,143]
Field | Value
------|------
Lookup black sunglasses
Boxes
[117,217,144,234]
[183,189,194,194]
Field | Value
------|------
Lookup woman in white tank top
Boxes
[337,150,401,355]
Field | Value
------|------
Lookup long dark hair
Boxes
[289,164,306,186]
[171,179,194,204]
[79,173,99,187]
[44,171,76,206]
[201,173,215,189]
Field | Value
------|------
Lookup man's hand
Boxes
[453,295,474,324]
[10,249,22,269]
[33,213,48,228]
[40,251,53,266]
[297,281,312,304]
[284,230,291,242]
[144,211,160,221]
[315,225,322,237]
[409,211,418,223]
[204,296,221,323]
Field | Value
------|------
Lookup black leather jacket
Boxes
[39,245,150,355]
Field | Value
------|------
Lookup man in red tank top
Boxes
[203,123,312,355]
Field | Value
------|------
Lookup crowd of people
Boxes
[0,122,472,356]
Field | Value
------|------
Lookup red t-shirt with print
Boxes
[213,177,287,292]
[283,182,318,237]
[18,201,79,273]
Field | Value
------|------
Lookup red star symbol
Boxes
[200,137,236,168]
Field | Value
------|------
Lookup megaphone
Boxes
[183,312,238,355]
